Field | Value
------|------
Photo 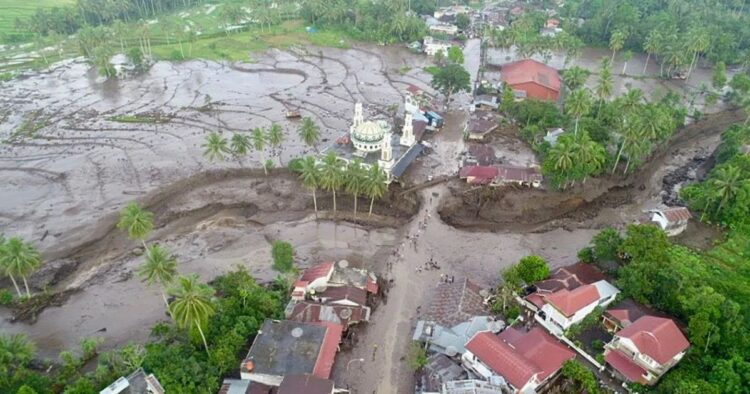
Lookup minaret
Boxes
[400,112,415,147]
[350,102,364,134]
[379,132,394,172]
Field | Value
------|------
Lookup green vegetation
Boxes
[0,237,43,297]
[514,255,551,284]
[431,63,471,109]
[408,341,429,371]
[271,240,295,273]
[561,360,601,394]
[0,0,73,42]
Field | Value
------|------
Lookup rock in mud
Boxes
[28,258,79,289]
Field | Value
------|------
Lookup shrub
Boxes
[0,289,13,305]
[408,341,429,371]
[271,241,295,272]
[506,305,521,321]
[516,256,550,283]
[578,247,595,264]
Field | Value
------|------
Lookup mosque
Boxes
[326,102,425,184]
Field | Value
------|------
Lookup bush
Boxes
[516,256,550,283]
[592,227,623,262]
[408,341,429,371]
[506,305,521,321]
[271,240,295,272]
[577,247,595,264]
[0,289,13,305]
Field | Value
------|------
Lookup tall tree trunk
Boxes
[369,196,375,216]
[312,189,318,218]
[622,61,627,75]
[687,51,697,81]
[196,324,210,356]
[22,277,31,297]
[161,290,170,309]
[643,53,650,75]
[353,194,358,219]
[332,190,337,217]
[8,274,21,297]
[612,142,625,175]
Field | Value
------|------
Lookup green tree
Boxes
[712,61,727,90]
[434,49,445,66]
[138,244,178,309]
[431,64,471,109]
[710,165,744,215]
[621,50,632,75]
[455,13,470,30]
[561,360,600,394]
[251,128,268,175]
[319,152,344,217]
[565,88,592,135]
[168,274,216,356]
[642,30,662,75]
[298,117,320,152]
[0,333,36,367]
[298,156,321,217]
[365,163,388,216]
[516,256,550,283]
[0,238,41,297]
[609,30,626,62]
[619,224,670,263]
[592,228,623,262]
[230,133,250,158]
[345,159,366,219]
[202,132,229,162]
[562,66,590,91]
[271,240,295,273]
[447,45,464,64]
[595,58,613,114]
[117,202,154,248]
[267,123,284,166]
[408,342,428,371]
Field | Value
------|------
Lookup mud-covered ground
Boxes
[0,40,739,393]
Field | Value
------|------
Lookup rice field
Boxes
[0,0,73,39]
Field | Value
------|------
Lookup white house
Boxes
[538,280,620,333]
[646,207,692,236]
[604,316,689,385]
[423,36,452,56]
[429,23,459,35]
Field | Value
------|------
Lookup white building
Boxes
[423,36,452,56]
[646,207,692,236]
[538,280,620,333]
[430,23,459,35]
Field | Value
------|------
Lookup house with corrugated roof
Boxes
[604,316,689,385]
[646,206,692,236]
[500,59,561,101]
[461,327,575,393]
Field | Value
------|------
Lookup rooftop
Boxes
[315,285,368,306]
[653,206,693,223]
[243,319,341,379]
[423,278,487,328]
[278,374,334,394]
[423,353,466,392]
[605,350,647,384]
[546,284,600,317]
[501,59,561,92]
[605,299,658,328]
[534,262,606,293]
[616,316,689,364]
[218,379,273,394]
[495,165,542,183]
[287,301,368,328]
[300,262,334,283]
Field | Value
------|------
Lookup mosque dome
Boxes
[351,121,385,152]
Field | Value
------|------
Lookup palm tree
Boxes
[0,333,36,367]
[622,130,651,174]
[252,128,268,175]
[618,88,644,114]
[202,132,229,162]
[609,30,626,63]
[319,152,344,217]
[686,27,709,81]
[639,106,671,140]
[138,244,178,309]
[168,274,215,355]
[0,238,41,297]
[345,159,366,219]
[267,123,285,166]
[710,165,743,215]
[643,30,661,75]
[565,89,592,136]
[365,163,388,216]
[562,66,590,91]
[574,133,606,183]
[549,138,576,187]
[298,118,321,152]
[595,59,614,114]
[117,202,154,248]
[621,50,633,75]
[230,133,251,158]
[298,156,321,218]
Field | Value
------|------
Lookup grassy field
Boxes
[0,0,74,39]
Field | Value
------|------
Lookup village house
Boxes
[278,374,335,394]
[423,36,453,57]
[218,378,274,394]
[434,5,471,20]
[459,165,542,188]
[413,278,503,357]
[417,353,467,393]
[472,95,499,111]
[100,368,164,394]
[441,380,505,393]
[465,111,499,141]
[602,298,662,333]
[325,102,425,183]
[500,59,561,101]
[462,327,575,393]
[286,301,370,331]
[536,280,620,333]
[290,260,378,302]
[540,18,563,37]
[645,206,692,236]
[522,262,608,312]
[240,319,342,386]
[430,23,460,36]
[604,316,690,385]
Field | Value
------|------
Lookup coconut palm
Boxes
[117,202,154,248]
[639,106,671,140]
[549,138,576,187]
[0,333,36,367]
[267,123,285,166]
[643,30,662,75]
[365,163,388,217]
[252,128,268,175]
[711,165,743,215]
[562,66,590,91]
[618,88,644,114]
[230,133,251,157]
[621,50,633,75]
[574,133,607,183]
[298,156,321,218]
[622,130,651,174]
[609,30,626,63]
[138,244,178,309]
[298,117,321,152]
[202,132,229,162]
[319,152,344,217]
[0,238,41,297]
[168,274,216,355]
[686,27,709,81]
[565,89,592,136]
[595,59,613,114]
[345,159,366,219]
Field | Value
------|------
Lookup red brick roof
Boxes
[501,59,561,92]
[300,262,334,282]
[605,349,647,384]
[661,207,692,223]
[616,316,689,364]
[406,84,423,95]
[466,328,574,389]
[605,299,654,328]
[546,284,600,317]
[311,322,343,379]
[535,263,606,293]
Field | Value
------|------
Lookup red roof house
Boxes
[545,284,601,317]
[604,316,690,385]
[311,322,343,379]
[459,165,499,185]
[501,59,561,101]
[463,328,574,393]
